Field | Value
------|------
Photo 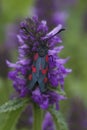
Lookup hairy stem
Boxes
[33,103,43,130]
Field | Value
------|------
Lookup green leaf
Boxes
[48,85,66,97]
[0,98,29,113]
[49,108,68,130]
[1,106,25,130]
[57,87,67,96]
[0,98,29,130]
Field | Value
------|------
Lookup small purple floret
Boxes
[42,112,55,130]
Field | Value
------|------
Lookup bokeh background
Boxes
[0,0,87,130]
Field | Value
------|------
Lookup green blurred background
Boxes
[0,0,87,130]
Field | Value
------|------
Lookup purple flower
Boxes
[42,112,55,130]
[7,16,71,109]
[32,88,65,110]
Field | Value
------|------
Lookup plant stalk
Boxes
[33,103,43,130]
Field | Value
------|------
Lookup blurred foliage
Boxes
[1,0,34,22]
[2,0,33,22]
[0,0,34,42]
[63,0,87,104]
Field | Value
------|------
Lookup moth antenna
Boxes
[21,26,33,37]
[45,28,65,42]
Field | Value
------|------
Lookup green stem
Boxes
[33,103,43,130]
[2,107,24,130]
[49,108,60,130]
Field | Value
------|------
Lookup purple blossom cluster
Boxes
[7,16,71,109]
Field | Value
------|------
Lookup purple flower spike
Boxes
[7,16,71,109]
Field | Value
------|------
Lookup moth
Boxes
[21,25,65,93]
[28,41,49,93]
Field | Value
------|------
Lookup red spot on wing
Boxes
[32,66,36,73]
[42,68,48,75]
[34,53,38,61]
[28,74,32,80]
[44,77,48,83]
[45,55,48,62]
[42,69,47,74]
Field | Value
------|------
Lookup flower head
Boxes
[7,16,71,109]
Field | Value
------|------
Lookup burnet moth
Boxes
[21,25,65,93]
